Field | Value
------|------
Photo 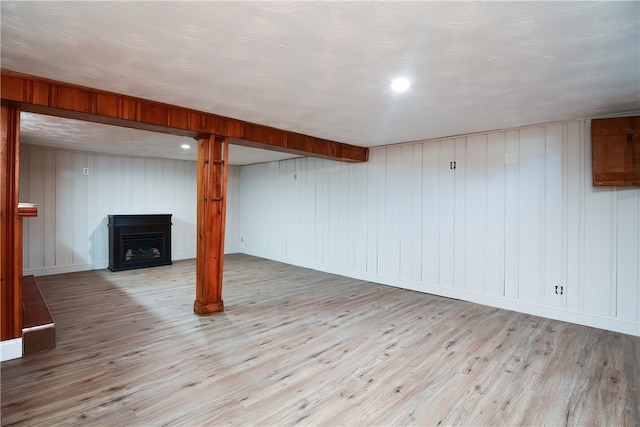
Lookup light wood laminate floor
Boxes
[1,254,638,426]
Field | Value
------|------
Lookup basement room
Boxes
[1,1,638,426]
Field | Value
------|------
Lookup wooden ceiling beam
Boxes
[1,70,368,163]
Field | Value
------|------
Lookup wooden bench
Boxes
[22,275,56,355]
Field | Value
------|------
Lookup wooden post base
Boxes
[193,300,224,315]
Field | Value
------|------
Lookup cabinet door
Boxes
[592,116,640,186]
[421,139,457,286]
[422,136,506,292]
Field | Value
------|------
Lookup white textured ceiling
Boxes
[18,112,300,165]
[2,1,639,163]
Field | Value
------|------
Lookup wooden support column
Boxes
[1,105,22,340]
[194,134,228,315]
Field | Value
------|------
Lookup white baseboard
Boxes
[24,262,108,277]
[173,252,196,261]
[21,249,639,337]
[241,249,640,337]
[22,253,199,276]
[0,338,23,362]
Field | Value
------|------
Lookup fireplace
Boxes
[108,214,172,271]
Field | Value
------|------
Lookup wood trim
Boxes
[193,134,225,314]
[0,105,22,340]
[18,203,38,217]
[1,70,368,163]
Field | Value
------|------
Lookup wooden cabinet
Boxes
[592,116,640,186]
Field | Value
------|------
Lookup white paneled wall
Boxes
[239,119,640,336]
[19,144,241,276]
[225,165,241,254]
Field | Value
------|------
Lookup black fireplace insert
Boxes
[108,214,172,271]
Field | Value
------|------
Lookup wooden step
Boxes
[22,275,56,355]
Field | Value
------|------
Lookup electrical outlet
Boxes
[555,285,564,295]
[240,237,244,242]
[83,168,89,175]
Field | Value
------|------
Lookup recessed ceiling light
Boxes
[181,144,191,149]
[391,77,410,92]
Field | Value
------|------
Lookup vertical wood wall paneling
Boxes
[464,134,488,294]
[267,162,285,256]
[420,139,440,285]
[43,148,57,268]
[609,188,618,318]
[260,163,270,254]
[543,124,564,307]
[485,132,505,297]
[94,155,111,269]
[439,139,456,287]
[565,122,584,313]
[254,164,273,254]
[319,161,330,263]
[112,157,126,214]
[302,159,316,262]
[337,162,349,270]
[143,159,154,212]
[559,123,570,309]
[240,164,257,251]
[73,152,89,266]
[398,144,413,281]
[285,160,298,257]
[503,131,519,299]
[411,143,424,282]
[366,149,380,274]
[303,159,316,263]
[399,143,422,282]
[317,160,330,264]
[516,127,544,304]
[579,121,589,314]
[583,127,615,317]
[327,168,341,267]
[616,186,640,321]
[320,159,330,263]
[129,158,146,213]
[238,166,249,251]
[235,118,640,335]
[161,159,177,251]
[348,161,367,272]
[225,165,240,254]
[453,138,467,289]
[285,161,299,259]
[380,146,401,278]
[55,151,74,266]
[20,145,199,275]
